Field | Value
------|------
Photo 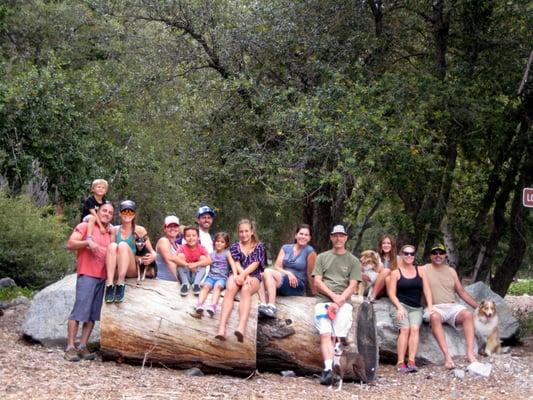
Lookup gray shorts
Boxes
[68,275,105,322]
[390,302,423,329]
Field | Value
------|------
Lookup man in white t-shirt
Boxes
[192,205,215,295]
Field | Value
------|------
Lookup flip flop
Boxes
[215,334,226,341]
[234,330,244,342]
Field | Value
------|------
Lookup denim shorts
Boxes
[277,274,305,296]
[68,275,105,322]
[203,276,227,289]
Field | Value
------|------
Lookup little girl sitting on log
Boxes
[194,232,238,316]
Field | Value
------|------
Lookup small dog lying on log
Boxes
[330,341,367,391]
[135,234,157,282]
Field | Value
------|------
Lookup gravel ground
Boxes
[0,297,532,400]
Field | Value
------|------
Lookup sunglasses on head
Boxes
[403,251,416,256]
[120,209,135,216]
[431,250,446,255]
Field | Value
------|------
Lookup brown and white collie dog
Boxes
[474,300,501,356]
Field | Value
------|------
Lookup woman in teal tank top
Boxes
[105,200,156,303]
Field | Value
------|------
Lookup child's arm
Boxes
[190,254,212,269]
[89,209,107,234]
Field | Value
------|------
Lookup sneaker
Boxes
[397,363,409,373]
[104,285,115,303]
[262,304,277,318]
[192,284,201,296]
[195,303,204,315]
[64,348,80,362]
[406,362,418,373]
[180,283,189,296]
[78,347,96,361]
[114,284,126,303]
[319,369,333,385]
[207,304,217,317]
[258,303,268,316]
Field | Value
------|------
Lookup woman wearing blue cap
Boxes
[104,200,156,303]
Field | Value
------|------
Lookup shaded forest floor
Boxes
[0,298,532,400]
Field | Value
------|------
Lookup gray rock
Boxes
[184,367,204,377]
[9,296,31,306]
[453,369,465,379]
[280,370,296,377]
[22,274,100,346]
[0,301,7,310]
[0,277,16,288]
[463,281,519,339]
[466,361,492,377]
[375,282,519,365]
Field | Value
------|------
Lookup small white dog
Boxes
[474,300,501,356]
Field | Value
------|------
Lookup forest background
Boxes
[0,0,531,296]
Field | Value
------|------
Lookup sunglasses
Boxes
[402,251,416,256]
[165,223,179,229]
[120,209,136,216]
[431,250,446,255]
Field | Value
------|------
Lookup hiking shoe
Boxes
[195,303,204,315]
[206,304,217,317]
[397,363,409,373]
[180,283,189,296]
[406,362,418,373]
[78,347,96,361]
[64,348,80,362]
[258,303,268,316]
[319,369,333,385]
[192,284,201,296]
[104,285,115,303]
[114,284,126,303]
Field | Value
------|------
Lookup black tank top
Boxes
[396,267,423,308]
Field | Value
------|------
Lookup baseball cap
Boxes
[430,243,446,252]
[330,225,348,235]
[197,205,215,218]
[164,215,180,226]
[119,200,136,212]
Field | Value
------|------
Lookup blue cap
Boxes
[120,200,136,212]
[197,205,215,218]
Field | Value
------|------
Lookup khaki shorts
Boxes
[390,303,422,329]
[423,303,467,329]
[314,302,353,337]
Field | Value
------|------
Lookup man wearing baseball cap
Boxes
[422,243,479,369]
[312,224,362,385]
[196,205,216,254]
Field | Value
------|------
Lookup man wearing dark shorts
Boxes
[64,202,114,361]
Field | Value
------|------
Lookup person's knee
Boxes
[399,327,410,336]
[430,313,443,326]
[107,242,118,252]
[409,326,420,334]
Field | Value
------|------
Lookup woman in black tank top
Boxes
[388,245,433,373]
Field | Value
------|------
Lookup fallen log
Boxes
[100,279,378,379]
[100,279,257,376]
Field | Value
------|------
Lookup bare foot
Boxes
[444,359,455,369]
[234,330,244,342]
[467,354,478,363]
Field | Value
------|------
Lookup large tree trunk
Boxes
[100,280,378,378]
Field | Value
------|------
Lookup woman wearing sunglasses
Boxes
[388,244,433,373]
[104,200,156,303]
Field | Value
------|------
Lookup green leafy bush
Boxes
[507,280,533,296]
[0,286,33,301]
[0,193,74,289]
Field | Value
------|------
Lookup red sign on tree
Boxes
[524,188,533,208]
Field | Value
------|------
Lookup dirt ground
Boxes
[0,297,532,400]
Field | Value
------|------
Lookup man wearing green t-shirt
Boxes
[313,225,362,385]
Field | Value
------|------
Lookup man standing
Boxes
[64,202,114,361]
[423,243,478,368]
[313,225,361,385]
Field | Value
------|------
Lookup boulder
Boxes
[375,282,519,365]
[22,274,100,346]
[0,277,16,288]
[463,281,520,340]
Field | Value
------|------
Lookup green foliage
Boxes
[0,285,33,301]
[0,192,74,289]
[507,280,533,296]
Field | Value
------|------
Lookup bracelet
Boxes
[87,236,93,241]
